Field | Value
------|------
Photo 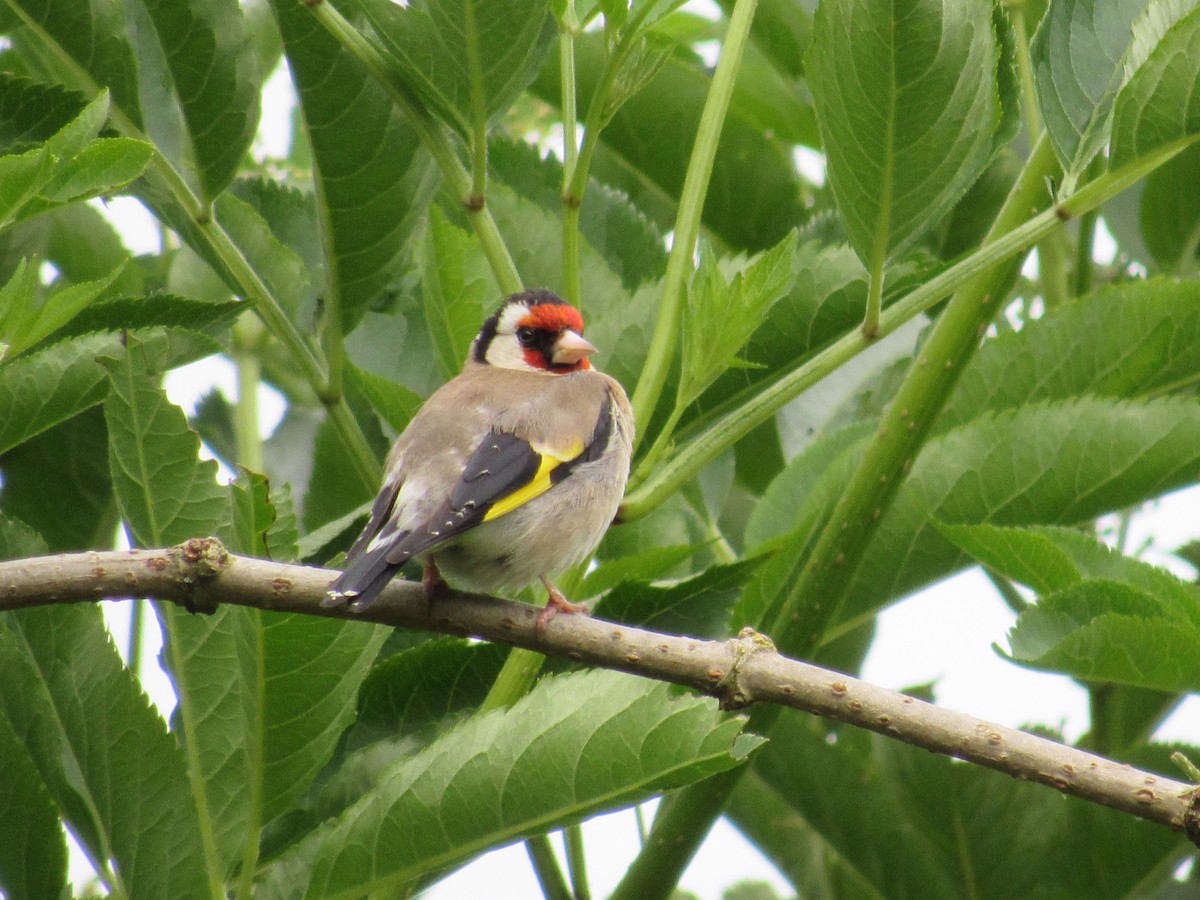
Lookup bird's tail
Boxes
[324,544,402,611]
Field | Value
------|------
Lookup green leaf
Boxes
[679,233,798,407]
[0,72,90,152]
[685,245,934,432]
[129,0,262,200]
[230,176,325,297]
[488,138,668,292]
[1008,579,1200,691]
[750,396,1200,638]
[1141,140,1200,272]
[224,468,280,557]
[965,522,1200,691]
[190,388,237,470]
[46,294,244,347]
[352,0,555,139]
[100,335,227,546]
[8,202,141,295]
[270,0,436,328]
[0,708,66,900]
[0,606,211,898]
[347,638,508,751]
[214,192,313,320]
[418,207,496,379]
[1030,0,1153,177]
[259,670,760,897]
[0,259,126,360]
[746,420,878,551]
[17,137,153,217]
[156,471,379,875]
[0,406,113,551]
[937,522,1083,595]
[748,710,1186,900]
[157,601,388,876]
[266,483,300,562]
[1110,5,1200,167]
[0,334,113,455]
[0,512,46,561]
[839,396,1200,631]
[344,362,423,436]
[595,557,767,640]
[738,0,812,79]
[260,638,503,859]
[807,0,1002,266]
[4,1,141,126]
[0,87,150,227]
[947,524,1200,619]
[941,278,1200,429]
[0,147,50,232]
[302,413,375,532]
[721,0,822,146]
[580,543,700,598]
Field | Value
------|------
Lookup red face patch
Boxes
[517,303,591,373]
[520,303,585,335]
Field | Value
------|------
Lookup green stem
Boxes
[232,315,265,472]
[1009,0,1069,306]
[526,834,572,900]
[863,249,884,338]
[560,3,582,307]
[1037,220,1072,306]
[307,0,522,295]
[463,0,488,205]
[564,824,591,900]
[609,736,767,900]
[563,205,582,308]
[481,647,546,712]
[1008,0,1041,141]
[628,0,758,445]
[563,0,664,207]
[1072,205,1098,297]
[620,134,1198,521]
[126,598,144,678]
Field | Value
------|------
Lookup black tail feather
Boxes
[324,544,403,611]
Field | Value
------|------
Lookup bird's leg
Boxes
[535,575,590,634]
[422,557,444,611]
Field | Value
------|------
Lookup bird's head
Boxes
[473,289,596,374]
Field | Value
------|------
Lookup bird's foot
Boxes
[535,577,590,635]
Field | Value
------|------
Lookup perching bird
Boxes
[325,288,634,630]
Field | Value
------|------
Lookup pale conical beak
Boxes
[551,329,597,365]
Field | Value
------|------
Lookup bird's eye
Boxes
[516,326,537,347]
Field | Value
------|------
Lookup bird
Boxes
[324,288,634,631]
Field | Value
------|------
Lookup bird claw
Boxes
[535,578,590,635]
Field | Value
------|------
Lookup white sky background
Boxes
[82,31,1200,900]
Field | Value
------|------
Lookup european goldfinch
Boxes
[325,289,634,630]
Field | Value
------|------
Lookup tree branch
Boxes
[2,538,1197,844]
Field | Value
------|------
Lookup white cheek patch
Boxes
[485,304,534,370]
[485,337,528,370]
